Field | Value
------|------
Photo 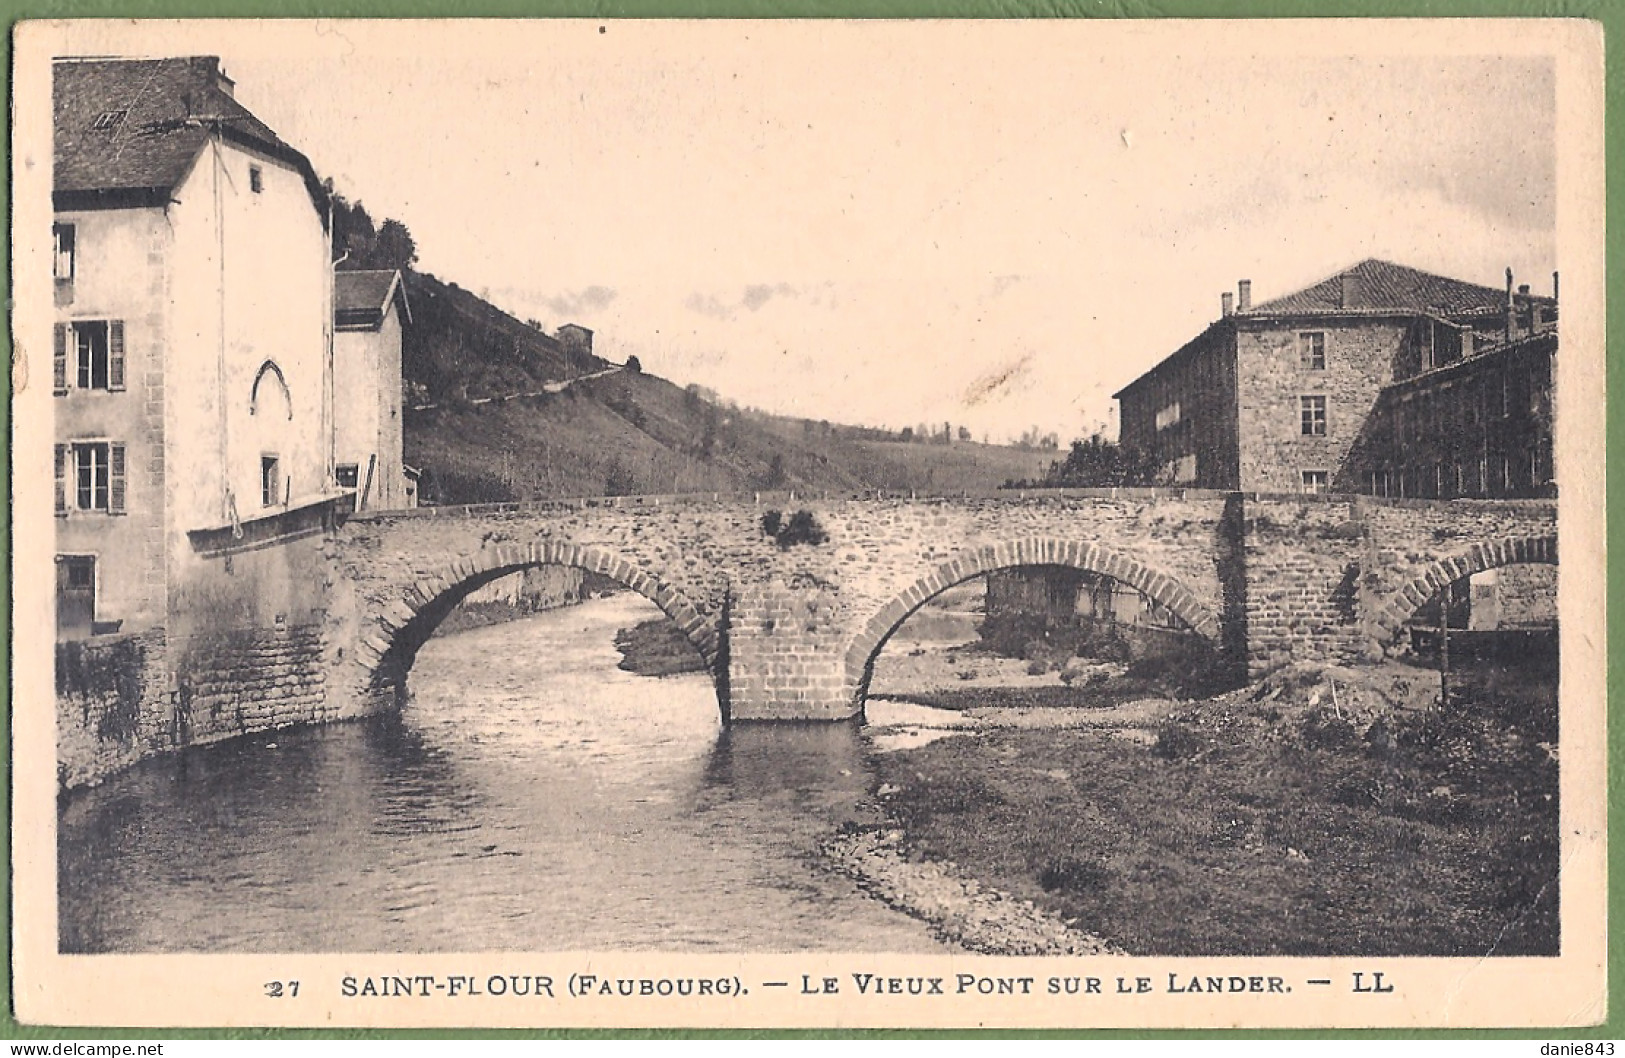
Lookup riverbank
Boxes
[851,655,1559,957]
[821,827,1117,955]
[614,617,709,676]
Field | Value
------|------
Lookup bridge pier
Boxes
[724,583,863,720]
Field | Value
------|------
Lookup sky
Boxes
[56,21,1559,444]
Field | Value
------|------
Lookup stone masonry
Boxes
[326,489,1556,720]
[56,488,1558,787]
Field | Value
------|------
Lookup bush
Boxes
[761,508,827,548]
[1037,857,1111,894]
[1299,709,1358,750]
[1152,722,1205,761]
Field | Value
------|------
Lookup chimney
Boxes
[1221,292,1234,317]
[1518,284,1530,296]
[1553,270,1560,303]
[194,56,234,98]
[1237,280,1251,312]
[1505,267,1515,341]
[1338,271,1360,309]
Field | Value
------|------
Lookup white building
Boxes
[334,269,410,510]
[53,55,336,639]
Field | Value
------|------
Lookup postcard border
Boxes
[3,3,1620,1043]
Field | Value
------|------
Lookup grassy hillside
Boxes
[397,273,1060,503]
[401,270,607,403]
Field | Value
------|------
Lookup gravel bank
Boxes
[821,828,1120,956]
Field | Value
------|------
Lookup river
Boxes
[58,594,949,954]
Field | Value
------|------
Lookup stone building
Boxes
[334,269,410,509]
[1114,258,1557,495]
[52,55,339,643]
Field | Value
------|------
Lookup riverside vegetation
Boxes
[856,651,1558,956]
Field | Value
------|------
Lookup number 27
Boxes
[264,981,300,998]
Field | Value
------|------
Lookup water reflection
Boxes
[59,595,945,954]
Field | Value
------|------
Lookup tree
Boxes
[763,453,788,489]
[624,355,643,373]
[1040,434,1161,487]
[373,218,418,271]
[699,406,719,460]
[328,186,418,271]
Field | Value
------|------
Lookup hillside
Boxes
[400,270,608,403]
[396,271,1057,503]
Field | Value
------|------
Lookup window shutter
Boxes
[108,321,126,391]
[54,444,67,514]
[53,323,68,393]
[109,443,127,514]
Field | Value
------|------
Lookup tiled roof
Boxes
[54,56,322,210]
[1246,258,1550,317]
[335,269,408,330]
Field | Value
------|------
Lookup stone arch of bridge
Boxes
[843,537,1220,705]
[362,540,723,714]
[1373,534,1558,641]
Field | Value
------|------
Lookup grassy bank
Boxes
[866,659,1558,956]
[614,617,709,677]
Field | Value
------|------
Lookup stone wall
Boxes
[169,622,332,747]
[1239,494,1557,674]
[1497,563,1559,628]
[1235,320,1401,493]
[56,628,172,789]
[56,620,335,792]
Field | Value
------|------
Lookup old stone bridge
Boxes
[321,489,1557,722]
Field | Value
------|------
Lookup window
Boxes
[77,323,108,389]
[249,165,264,194]
[53,224,75,281]
[54,442,125,514]
[335,463,359,489]
[1298,332,1326,370]
[76,443,107,510]
[1300,470,1328,495]
[1300,395,1327,436]
[62,556,95,590]
[1155,402,1181,430]
[261,455,282,508]
[54,320,125,393]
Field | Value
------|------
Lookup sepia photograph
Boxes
[10,17,1606,1029]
